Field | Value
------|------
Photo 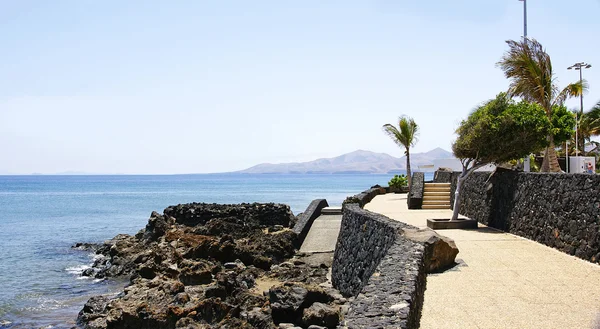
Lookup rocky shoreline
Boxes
[73,202,346,329]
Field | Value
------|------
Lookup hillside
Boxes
[237,148,453,174]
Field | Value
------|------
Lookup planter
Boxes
[426,218,478,230]
[389,186,409,194]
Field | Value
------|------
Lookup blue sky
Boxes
[1,1,599,174]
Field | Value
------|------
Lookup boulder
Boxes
[301,302,340,328]
[269,284,309,323]
[77,296,110,325]
[403,228,459,273]
[269,283,334,324]
[142,211,170,241]
[241,307,274,328]
[178,259,215,286]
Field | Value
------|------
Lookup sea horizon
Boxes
[0,171,432,176]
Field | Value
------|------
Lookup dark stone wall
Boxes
[293,199,329,248]
[407,172,424,209]
[451,171,600,263]
[340,235,426,329]
[342,186,387,208]
[433,170,453,183]
[332,204,409,297]
[332,204,426,329]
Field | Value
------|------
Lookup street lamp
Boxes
[567,62,592,157]
[518,0,527,39]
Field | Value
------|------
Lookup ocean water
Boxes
[0,173,431,328]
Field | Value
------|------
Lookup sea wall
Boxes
[333,202,426,328]
[451,170,600,263]
[293,199,329,248]
[342,186,387,208]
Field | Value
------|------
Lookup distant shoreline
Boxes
[0,171,438,177]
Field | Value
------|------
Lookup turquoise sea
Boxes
[0,173,431,328]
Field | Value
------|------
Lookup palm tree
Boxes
[497,38,585,172]
[383,116,419,187]
[574,100,600,155]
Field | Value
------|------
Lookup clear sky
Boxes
[1,0,599,174]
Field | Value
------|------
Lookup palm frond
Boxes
[382,124,404,149]
[553,80,587,107]
[382,116,419,152]
[496,38,555,113]
[581,102,600,137]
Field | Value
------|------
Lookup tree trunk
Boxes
[451,168,467,221]
[406,148,411,189]
[541,135,562,172]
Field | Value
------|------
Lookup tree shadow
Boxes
[487,169,519,231]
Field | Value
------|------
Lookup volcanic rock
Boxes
[404,228,459,272]
[301,302,340,328]
[76,202,344,329]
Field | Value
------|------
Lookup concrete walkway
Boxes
[299,214,342,253]
[365,193,600,329]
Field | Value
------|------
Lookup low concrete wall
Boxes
[293,199,329,248]
[451,170,600,264]
[333,202,427,328]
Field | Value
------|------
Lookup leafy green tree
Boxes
[388,174,408,189]
[383,116,418,188]
[451,93,551,220]
[497,38,584,172]
[551,105,576,145]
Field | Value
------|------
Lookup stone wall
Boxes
[451,170,600,263]
[342,186,387,208]
[433,170,453,183]
[332,204,427,329]
[407,172,424,209]
[332,204,408,296]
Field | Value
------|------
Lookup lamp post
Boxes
[567,62,592,157]
[518,0,527,38]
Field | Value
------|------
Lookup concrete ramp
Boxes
[299,207,342,253]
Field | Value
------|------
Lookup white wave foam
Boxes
[65,264,90,275]
[92,254,105,261]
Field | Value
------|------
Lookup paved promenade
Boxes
[365,193,600,329]
[299,214,342,253]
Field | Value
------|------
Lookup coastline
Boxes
[1,174,410,327]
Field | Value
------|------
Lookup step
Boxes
[423,195,451,201]
[424,187,451,192]
[424,183,451,187]
[422,200,451,206]
[423,191,451,197]
[422,204,451,210]
[321,207,342,215]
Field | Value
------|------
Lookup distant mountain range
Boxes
[237,148,453,174]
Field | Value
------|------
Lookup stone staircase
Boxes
[422,182,451,209]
